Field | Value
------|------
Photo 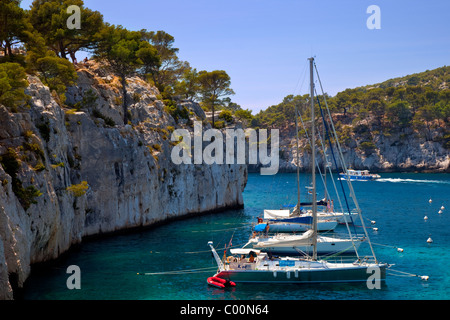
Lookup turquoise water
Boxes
[23,173,450,300]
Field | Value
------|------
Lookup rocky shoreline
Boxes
[251,123,449,174]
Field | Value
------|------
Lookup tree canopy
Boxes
[0,0,238,128]
[139,29,188,91]
[197,70,235,127]
[252,66,450,148]
[29,0,104,61]
[0,62,28,110]
[0,0,31,58]
[94,24,159,124]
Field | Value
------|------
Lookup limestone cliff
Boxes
[0,62,247,299]
[249,115,449,174]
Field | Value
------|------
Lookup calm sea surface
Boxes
[23,172,450,300]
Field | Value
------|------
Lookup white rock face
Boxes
[250,125,449,173]
[0,64,247,299]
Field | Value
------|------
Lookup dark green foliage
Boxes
[92,109,115,127]
[15,185,42,210]
[443,134,450,149]
[0,148,42,210]
[34,55,78,97]
[139,30,186,91]
[358,141,376,154]
[0,0,235,133]
[94,24,159,124]
[23,141,45,160]
[165,102,189,123]
[253,67,449,135]
[386,100,412,128]
[214,120,225,129]
[74,89,98,110]
[252,94,308,128]
[174,67,199,101]
[0,0,32,58]
[29,0,104,61]
[197,70,235,127]
[0,62,29,110]
[234,108,254,123]
[218,110,233,123]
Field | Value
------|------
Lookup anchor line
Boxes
[387,268,428,280]
[137,266,218,276]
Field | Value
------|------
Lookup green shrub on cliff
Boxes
[0,62,29,111]
[0,148,42,210]
[218,110,233,123]
[358,141,376,155]
[33,55,78,102]
[66,181,89,197]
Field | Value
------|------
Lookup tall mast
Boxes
[323,113,328,211]
[309,57,317,261]
[295,103,300,212]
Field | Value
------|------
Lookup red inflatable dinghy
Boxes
[207,276,236,289]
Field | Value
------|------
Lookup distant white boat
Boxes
[339,169,380,181]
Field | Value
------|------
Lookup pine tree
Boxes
[197,70,234,127]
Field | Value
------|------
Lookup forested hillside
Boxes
[0,0,239,129]
[251,66,450,150]
[248,66,449,173]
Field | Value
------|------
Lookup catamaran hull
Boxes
[216,264,386,284]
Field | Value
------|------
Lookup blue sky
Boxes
[21,0,450,113]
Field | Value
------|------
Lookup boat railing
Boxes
[322,255,379,265]
[319,233,366,241]
[355,255,380,265]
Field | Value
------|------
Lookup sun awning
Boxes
[229,248,261,255]
[263,210,291,219]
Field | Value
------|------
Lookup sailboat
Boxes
[258,208,338,232]
[241,229,363,256]
[298,204,359,225]
[208,57,387,284]
[243,78,362,256]
[209,241,383,284]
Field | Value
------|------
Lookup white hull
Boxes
[216,261,387,284]
[208,241,387,283]
[314,211,359,224]
[266,220,338,233]
[339,170,381,181]
[243,232,362,256]
[210,243,386,284]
